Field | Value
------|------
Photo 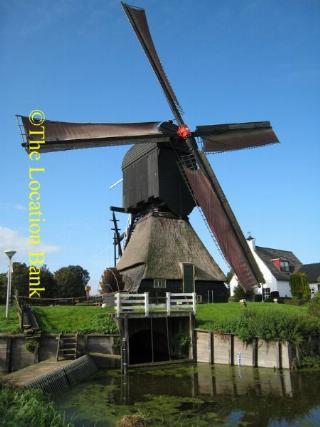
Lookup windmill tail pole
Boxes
[111,211,123,258]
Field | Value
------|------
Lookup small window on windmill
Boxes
[153,278,166,288]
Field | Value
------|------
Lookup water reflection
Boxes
[55,364,320,427]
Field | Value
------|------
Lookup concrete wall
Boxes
[233,336,256,367]
[0,336,9,372]
[0,334,36,373]
[0,333,120,373]
[196,363,295,397]
[257,339,280,368]
[196,331,212,363]
[213,333,233,365]
[11,336,36,371]
[25,355,98,393]
[195,330,298,369]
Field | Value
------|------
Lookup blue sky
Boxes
[1,0,319,292]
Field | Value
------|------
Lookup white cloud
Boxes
[0,202,27,211]
[0,226,59,263]
[14,204,27,211]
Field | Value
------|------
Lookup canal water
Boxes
[55,363,320,427]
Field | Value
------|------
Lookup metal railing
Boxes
[115,292,196,316]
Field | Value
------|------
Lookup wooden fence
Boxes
[18,296,103,306]
[115,292,196,316]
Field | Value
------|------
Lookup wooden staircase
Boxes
[56,333,79,361]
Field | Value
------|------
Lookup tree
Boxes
[11,262,29,297]
[290,272,311,301]
[308,291,320,317]
[0,273,7,303]
[10,263,58,298]
[54,265,90,298]
[40,266,58,298]
[232,284,254,302]
[225,270,234,284]
[99,268,124,294]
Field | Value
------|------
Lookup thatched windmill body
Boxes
[19,3,279,301]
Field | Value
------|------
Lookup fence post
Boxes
[166,292,171,316]
[116,293,121,316]
[192,292,197,314]
[144,292,149,316]
[121,337,128,375]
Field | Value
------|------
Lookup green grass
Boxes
[0,305,20,334]
[196,302,307,326]
[32,302,318,343]
[33,305,118,334]
[0,383,73,427]
[196,302,318,343]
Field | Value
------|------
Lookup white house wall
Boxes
[229,240,292,298]
[276,281,291,298]
[310,282,320,298]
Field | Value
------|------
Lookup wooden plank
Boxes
[120,300,145,304]
[171,293,194,297]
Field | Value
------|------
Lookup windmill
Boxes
[18,3,279,301]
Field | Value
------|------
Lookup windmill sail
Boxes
[122,3,182,119]
[195,121,279,153]
[19,116,169,153]
[183,151,264,289]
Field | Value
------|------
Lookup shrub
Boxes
[203,308,320,344]
[232,285,254,302]
[0,383,73,427]
[284,297,305,306]
[308,292,320,317]
[25,337,38,353]
[301,355,320,369]
[119,415,147,427]
[290,273,311,301]
[253,294,262,302]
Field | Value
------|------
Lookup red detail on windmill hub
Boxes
[177,125,191,139]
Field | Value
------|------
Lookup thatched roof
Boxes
[117,214,225,290]
[255,246,302,281]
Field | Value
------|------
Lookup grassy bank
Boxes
[33,305,118,334]
[196,302,307,325]
[31,302,319,344]
[196,303,319,343]
[0,306,20,334]
[0,383,73,427]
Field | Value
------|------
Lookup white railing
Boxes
[115,292,196,316]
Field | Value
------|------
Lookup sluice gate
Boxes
[115,292,196,369]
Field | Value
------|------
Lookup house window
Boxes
[153,278,166,289]
[262,287,270,300]
[279,260,290,272]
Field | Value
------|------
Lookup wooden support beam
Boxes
[150,318,154,363]
[5,336,12,373]
[166,317,171,361]
[110,206,126,213]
